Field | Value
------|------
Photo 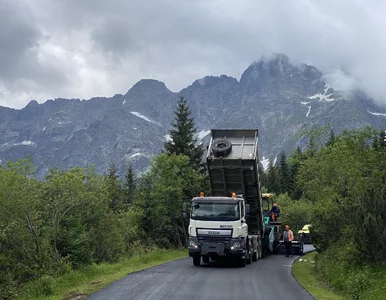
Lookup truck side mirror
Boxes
[246,204,250,214]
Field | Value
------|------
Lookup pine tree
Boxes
[164,95,204,170]
[372,129,386,150]
[106,164,123,211]
[290,146,304,199]
[326,128,336,147]
[306,134,318,158]
[267,160,281,194]
[278,151,291,194]
[123,164,136,207]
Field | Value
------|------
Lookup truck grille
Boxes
[197,236,231,247]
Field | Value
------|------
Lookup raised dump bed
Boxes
[206,129,264,236]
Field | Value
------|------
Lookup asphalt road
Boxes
[88,245,315,300]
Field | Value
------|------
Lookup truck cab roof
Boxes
[191,196,241,202]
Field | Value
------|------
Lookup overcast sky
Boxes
[0,0,385,108]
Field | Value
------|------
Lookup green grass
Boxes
[21,249,188,300]
[292,252,348,300]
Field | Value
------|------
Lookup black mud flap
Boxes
[201,243,226,256]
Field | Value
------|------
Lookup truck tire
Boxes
[202,256,209,263]
[247,250,252,264]
[252,245,258,261]
[212,138,232,157]
[193,255,201,266]
[239,256,246,267]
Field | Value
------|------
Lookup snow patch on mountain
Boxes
[306,106,311,118]
[130,111,161,126]
[301,101,312,118]
[42,126,46,132]
[197,129,210,140]
[367,110,386,117]
[130,153,142,158]
[308,83,335,102]
[164,134,172,142]
[13,141,35,146]
[122,99,126,105]
[261,156,270,171]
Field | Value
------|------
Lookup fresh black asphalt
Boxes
[87,245,315,300]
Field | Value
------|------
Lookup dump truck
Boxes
[184,129,265,267]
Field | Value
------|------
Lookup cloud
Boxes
[0,0,385,108]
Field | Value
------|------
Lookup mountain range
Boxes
[1,54,385,178]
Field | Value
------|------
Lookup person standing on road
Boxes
[283,225,294,257]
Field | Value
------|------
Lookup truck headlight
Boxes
[189,238,199,249]
[230,240,242,250]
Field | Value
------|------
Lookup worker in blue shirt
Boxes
[269,203,280,221]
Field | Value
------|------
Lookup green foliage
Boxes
[164,95,204,171]
[278,152,291,194]
[292,252,348,300]
[326,128,337,147]
[315,250,386,300]
[288,146,304,199]
[123,164,136,206]
[269,126,386,300]
[266,160,280,194]
[0,160,144,295]
[106,164,124,211]
[296,126,386,263]
[134,153,207,248]
[275,194,313,232]
[282,126,386,299]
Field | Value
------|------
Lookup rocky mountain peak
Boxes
[0,54,384,178]
[191,75,238,88]
[125,79,169,96]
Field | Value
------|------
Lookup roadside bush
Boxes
[315,250,386,300]
[276,193,313,232]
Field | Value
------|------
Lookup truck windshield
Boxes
[191,202,240,221]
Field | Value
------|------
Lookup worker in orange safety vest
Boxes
[283,225,294,257]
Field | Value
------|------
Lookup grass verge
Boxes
[292,252,348,300]
[22,249,188,300]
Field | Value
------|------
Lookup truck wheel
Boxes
[212,138,232,157]
[261,246,266,259]
[252,244,258,261]
[202,256,209,263]
[247,251,252,264]
[193,255,201,266]
[239,256,246,267]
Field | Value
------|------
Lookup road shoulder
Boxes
[291,251,348,300]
